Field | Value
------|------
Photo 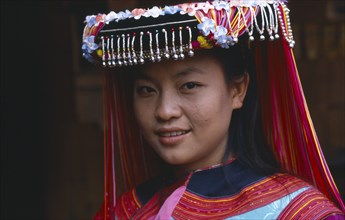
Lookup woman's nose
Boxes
[154,92,182,122]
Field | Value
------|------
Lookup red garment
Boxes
[112,161,344,219]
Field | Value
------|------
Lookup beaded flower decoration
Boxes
[82,0,294,67]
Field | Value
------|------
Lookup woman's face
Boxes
[133,54,248,171]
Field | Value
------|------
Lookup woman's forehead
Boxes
[142,51,221,71]
[140,55,216,74]
[134,53,225,82]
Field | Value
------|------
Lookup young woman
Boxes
[82,0,345,219]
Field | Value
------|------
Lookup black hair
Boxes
[206,44,281,176]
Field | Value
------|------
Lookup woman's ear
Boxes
[229,72,250,109]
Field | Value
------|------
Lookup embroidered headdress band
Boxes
[82,0,294,67]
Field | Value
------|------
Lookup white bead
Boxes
[260,35,265,41]
[188,50,194,57]
[164,53,170,59]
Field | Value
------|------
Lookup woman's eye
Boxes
[181,82,200,90]
[136,86,156,95]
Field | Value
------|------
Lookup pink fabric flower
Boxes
[199,1,214,13]
[179,3,197,16]
[132,8,147,20]
[96,14,104,23]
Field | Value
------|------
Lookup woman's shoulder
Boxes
[179,170,343,219]
[114,187,140,218]
[114,175,164,218]
[270,173,344,219]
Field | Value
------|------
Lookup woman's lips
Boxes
[156,129,191,146]
[158,130,188,137]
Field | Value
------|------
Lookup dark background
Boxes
[1,0,344,219]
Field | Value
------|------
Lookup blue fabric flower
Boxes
[82,36,99,53]
[214,26,233,48]
[117,10,132,21]
[213,1,230,11]
[85,15,97,28]
[163,5,180,15]
[197,18,216,36]
[104,11,118,24]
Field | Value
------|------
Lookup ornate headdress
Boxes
[82,0,295,67]
[81,0,344,219]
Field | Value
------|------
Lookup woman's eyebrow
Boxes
[173,67,205,79]
[134,66,205,81]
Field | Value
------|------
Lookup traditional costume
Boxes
[81,0,345,219]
